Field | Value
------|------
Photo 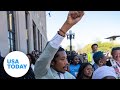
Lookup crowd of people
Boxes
[0,11,120,79]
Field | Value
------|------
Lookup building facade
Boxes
[0,11,47,57]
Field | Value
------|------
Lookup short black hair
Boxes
[70,54,78,64]
[111,47,120,55]
[93,51,104,64]
[27,53,36,64]
[52,47,65,62]
[91,44,98,48]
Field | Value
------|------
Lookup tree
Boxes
[77,41,120,54]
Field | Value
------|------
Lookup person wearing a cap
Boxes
[92,66,117,79]
[93,51,107,71]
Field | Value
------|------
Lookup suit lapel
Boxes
[51,67,60,79]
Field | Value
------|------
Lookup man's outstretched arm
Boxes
[34,11,84,79]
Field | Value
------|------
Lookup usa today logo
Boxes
[3,51,30,78]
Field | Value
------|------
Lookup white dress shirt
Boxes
[49,33,64,49]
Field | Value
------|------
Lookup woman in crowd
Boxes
[69,55,81,77]
[76,62,93,79]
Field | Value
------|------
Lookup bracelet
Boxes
[57,30,66,37]
[59,29,66,34]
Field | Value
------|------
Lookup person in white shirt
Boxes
[34,11,84,79]
[92,66,117,79]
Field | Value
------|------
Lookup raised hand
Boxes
[66,11,84,26]
[59,11,84,36]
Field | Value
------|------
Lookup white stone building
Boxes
[0,11,47,57]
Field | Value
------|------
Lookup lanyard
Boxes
[116,61,120,67]
[110,59,120,79]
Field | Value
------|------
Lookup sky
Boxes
[46,11,120,50]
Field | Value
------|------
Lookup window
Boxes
[25,11,29,29]
[37,29,43,52]
[40,33,42,51]
[33,21,37,50]
[25,11,29,53]
[7,11,16,52]
[38,29,40,51]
